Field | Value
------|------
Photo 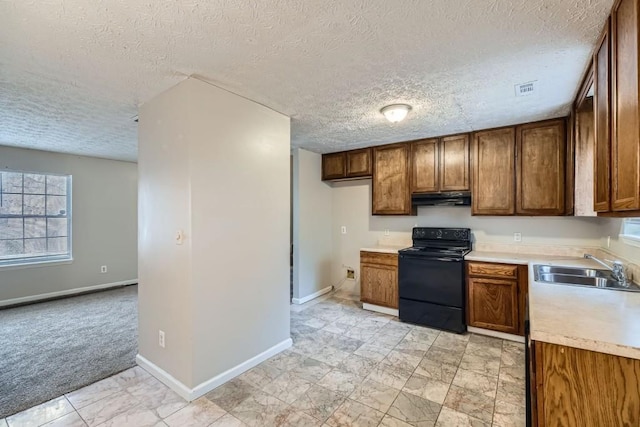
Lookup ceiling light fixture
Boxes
[380,104,411,123]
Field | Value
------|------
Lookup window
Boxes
[0,170,72,267]
[622,218,640,245]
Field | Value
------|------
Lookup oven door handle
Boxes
[400,255,462,262]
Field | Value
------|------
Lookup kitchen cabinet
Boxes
[411,134,470,193]
[321,148,372,181]
[372,144,415,215]
[594,18,611,212]
[472,128,516,215]
[472,120,567,216]
[466,261,528,335]
[360,251,398,309]
[516,119,566,215]
[611,0,640,211]
[531,341,640,426]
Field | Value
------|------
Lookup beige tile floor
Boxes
[2,294,526,427]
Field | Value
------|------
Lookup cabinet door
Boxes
[410,139,439,193]
[594,20,611,212]
[322,152,346,180]
[346,148,372,178]
[373,144,414,215]
[467,277,519,334]
[612,0,640,211]
[440,134,470,191]
[516,119,566,215]
[360,264,398,309]
[472,128,516,215]
[536,342,640,426]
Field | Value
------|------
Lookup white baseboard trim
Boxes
[292,285,333,305]
[0,279,138,307]
[363,303,399,317]
[467,326,525,343]
[137,337,293,401]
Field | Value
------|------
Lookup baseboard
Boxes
[362,303,399,316]
[0,279,139,308]
[137,337,293,401]
[291,285,333,305]
[467,326,525,343]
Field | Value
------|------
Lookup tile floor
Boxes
[2,294,526,427]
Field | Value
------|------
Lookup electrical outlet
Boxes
[514,232,522,242]
[341,226,347,234]
[159,330,165,348]
[100,265,108,273]
[347,269,355,279]
[384,229,390,236]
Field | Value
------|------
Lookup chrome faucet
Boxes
[584,254,629,286]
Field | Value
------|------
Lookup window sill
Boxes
[0,258,73,271]
[621,235,640,248]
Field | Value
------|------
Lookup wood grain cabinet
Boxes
[411,134,470,193]
[360,251,398,309]
[594,18,612,212]
[372,144,415,215]
[321,148,372,181]
[532,341,640,426]
[466,261,528,336]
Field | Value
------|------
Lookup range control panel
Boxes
[411,227,471,241]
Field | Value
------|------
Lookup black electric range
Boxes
[398,227,471,333]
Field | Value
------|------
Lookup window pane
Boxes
[47,237,67,254]
[0,218,23,239]
[24,218,46,238]
[46,196,68,216]
[624,218,640,237]
[0,194,22,215]
[23,195,46,216]
[0,239,23,257]
[46,175,67,196]
[23,174,46,194]
[1,172,22,193]
[24,238,47,254]
[47,218,67,237]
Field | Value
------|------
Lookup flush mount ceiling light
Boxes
[380,104,412,123]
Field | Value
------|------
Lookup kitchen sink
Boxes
[533,265,640,292]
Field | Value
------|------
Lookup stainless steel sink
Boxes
[533,265,640,292]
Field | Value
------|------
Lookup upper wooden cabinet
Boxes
[516,120,566,215]
[411,134,470,194]
[594,19,612,212]
[611,0,640,211]
[322,148,372,181]
[372,144,415,215]
[472,128,516,215]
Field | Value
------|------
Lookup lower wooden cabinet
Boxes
[466,261,528,336]
[532,341,640,426]
[360,251,398,309]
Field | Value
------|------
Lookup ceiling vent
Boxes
[515,81,537,97]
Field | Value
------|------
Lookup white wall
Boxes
[331,180,609,288]
[0,145,137,303]
[292,149,333,301]
[138,78,290,391]
[599,218,640,263]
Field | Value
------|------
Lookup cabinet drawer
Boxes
[467,262,518,279]
[360,251,398,267]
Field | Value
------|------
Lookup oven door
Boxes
[398,253,464,307]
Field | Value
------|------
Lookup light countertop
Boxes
[360,245,407,254]
[466,250,579,265]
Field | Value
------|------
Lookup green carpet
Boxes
[0,285,138,418]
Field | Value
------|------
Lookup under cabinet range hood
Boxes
[411,191,471,206]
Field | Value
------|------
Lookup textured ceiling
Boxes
[0,0,613,162]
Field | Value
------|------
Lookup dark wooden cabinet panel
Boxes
[440,134,470,191]
[472,128,516,215]
[410,138,439,193]
[467,276,519,334]
[321,152,346,180]
[612,0,640,211]
[534,342,640,426]
[594,19,612,212]
[468,262,518,279]
[516,119,566,215]
[346,148,372,178]
[360,251,398,309]
[373,144,414,215]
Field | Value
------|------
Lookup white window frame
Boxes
[0,170,73,268]
[621,218,640,248]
